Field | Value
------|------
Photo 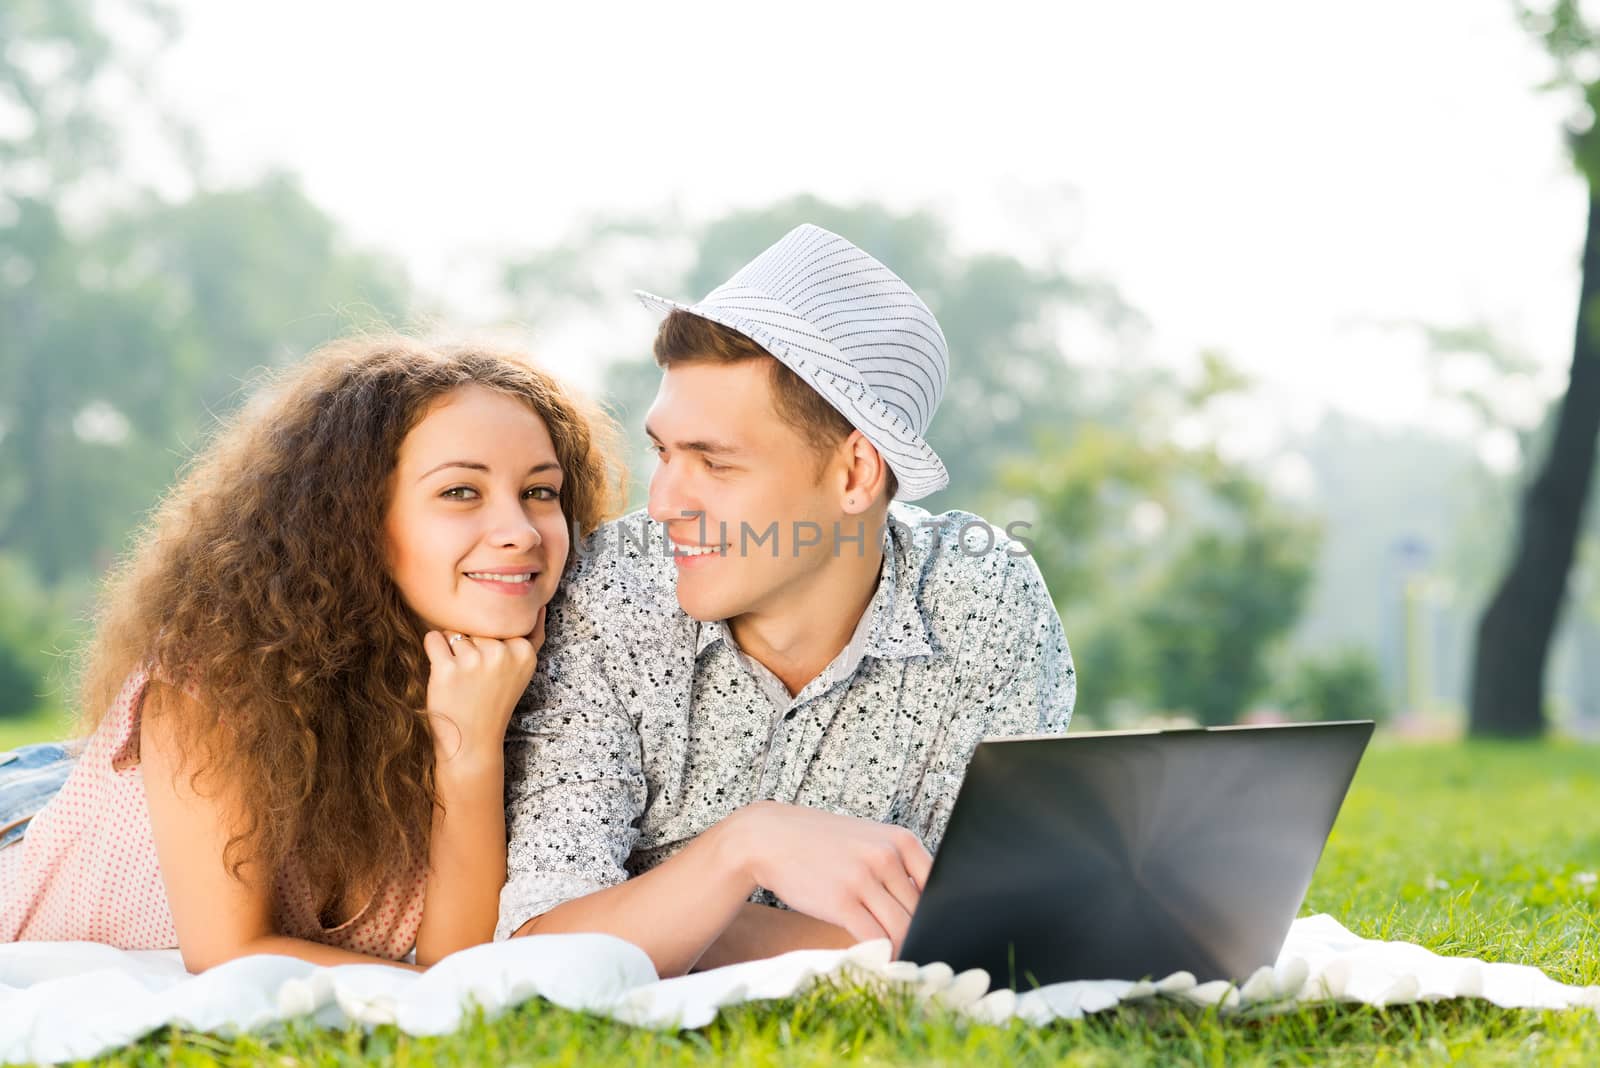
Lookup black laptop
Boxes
[898,720,1373,988]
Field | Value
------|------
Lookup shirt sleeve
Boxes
[981,551,1075,738]
[915,551,1075,852]
[496,590,648,941]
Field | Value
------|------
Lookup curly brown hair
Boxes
[76,334,625,910]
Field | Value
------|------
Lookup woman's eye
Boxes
[524,486,560,501]
[440,485,478,500]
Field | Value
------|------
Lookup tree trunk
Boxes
[1469,191,1600,737]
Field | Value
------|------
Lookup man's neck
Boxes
[728,536,885,699]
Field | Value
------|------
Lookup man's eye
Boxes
[704,459,727,473]
[440,485,478,500]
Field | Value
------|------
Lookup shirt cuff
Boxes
[495,871,612,942]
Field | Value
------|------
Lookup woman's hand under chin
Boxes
[422,603,547,767]
[413,601,549,966]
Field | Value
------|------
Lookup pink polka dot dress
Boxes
[0,670,426,961]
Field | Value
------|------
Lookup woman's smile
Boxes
[463,567,542,595]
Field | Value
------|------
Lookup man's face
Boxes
[645,359,849,623]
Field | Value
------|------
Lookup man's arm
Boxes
[501,613,770,973]
[690,904,855,971]
[498,591,647,938]
[511,809,763,973]
[500,593,784,976]
[503,596,933,976]
[993,551,1075,735]
[516,799,931,975]
[918,552,1075,850]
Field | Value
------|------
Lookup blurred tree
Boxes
[1139,477,1318,726]
[1004,358,1319,725]
[109,175,410,397]
[0,1,412,729]
[0,0,173,195]
[0,557,77,718]
[1468,0,1600,737]
[1,178,410,583]
[2,0,164,581]
[1,0,409,586]
[0,643,37,720]
[1284,647,1390,724]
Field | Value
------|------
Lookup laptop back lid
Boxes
[899,720,1374,987]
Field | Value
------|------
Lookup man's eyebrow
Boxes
[643,424,743,456]
[417,460,564,482]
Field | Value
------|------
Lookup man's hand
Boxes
[724,801,932,956]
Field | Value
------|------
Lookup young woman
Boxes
[0,336,623,970]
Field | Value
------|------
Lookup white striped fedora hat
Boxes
[635,224,950,500]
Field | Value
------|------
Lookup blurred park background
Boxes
[6,0,1600,742]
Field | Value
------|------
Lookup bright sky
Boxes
[148,0,1585,466]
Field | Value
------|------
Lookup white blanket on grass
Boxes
[3,914,1597,1064]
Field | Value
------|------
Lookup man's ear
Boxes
[839,431,889,515]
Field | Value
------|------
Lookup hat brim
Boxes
[635,289,695,320]
[634,290,949,501]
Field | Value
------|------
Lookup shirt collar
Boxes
[695,616,730,658]
[693,517,934,665]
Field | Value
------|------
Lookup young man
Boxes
[499,225,1074,975]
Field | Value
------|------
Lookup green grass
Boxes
[34,742,1600,1066]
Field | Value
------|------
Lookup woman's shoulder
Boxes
[74,665,155,764]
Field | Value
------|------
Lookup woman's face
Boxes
[384,385,569,638]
